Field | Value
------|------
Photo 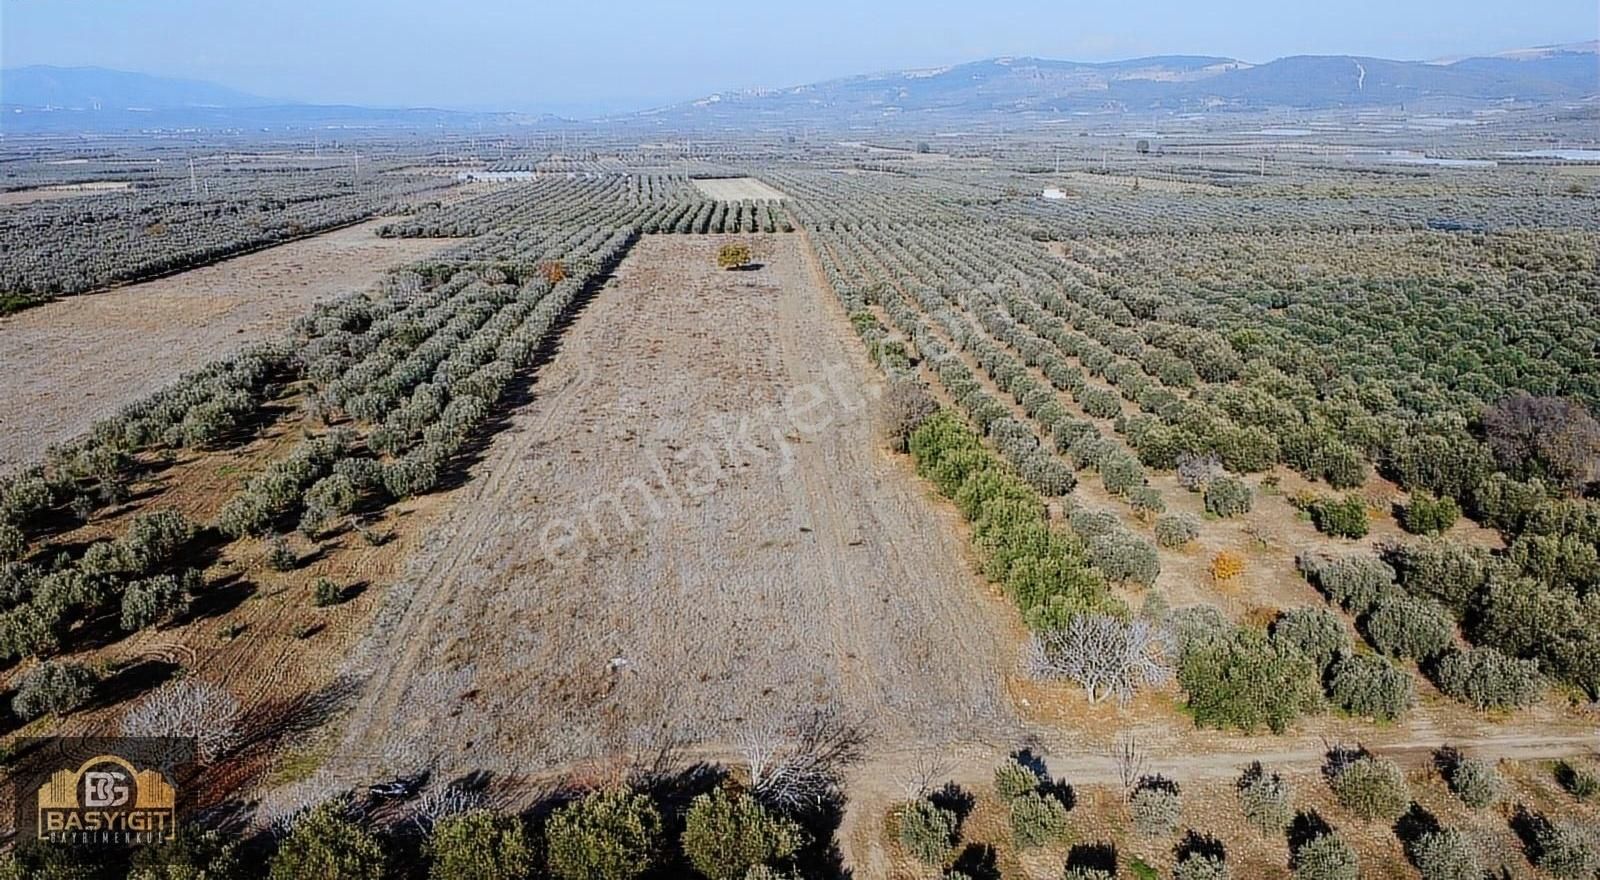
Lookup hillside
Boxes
[627,43,1599,126]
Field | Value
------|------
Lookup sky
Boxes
[3,0,1596,113]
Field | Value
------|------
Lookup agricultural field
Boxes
[0,118,1597,880]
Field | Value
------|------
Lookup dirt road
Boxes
[334,233,1019,779]
[0,218,457,473]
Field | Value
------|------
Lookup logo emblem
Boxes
[36,754,178,843]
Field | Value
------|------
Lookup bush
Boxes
[898,798,957,866]
[1308,495,1368,539]
[1328,755,1409,822]
[1388,538,1486,613]
[681,788,803,880]
[716,243,753,269]
[994,757,1040,800]
[268,802,386,880]
[1009,791,1069,849]
[426,809,532,880]
[881,380,939,453]
[1327,653,1414,722]
[1236,763,1291,834]
[1429,647,1542,710]
[1362,594,1454,661]
[1303,554,1395,615]
[1525,814,1600,879]
[1270,607,1350,672]
[1482,392,1600,493]
[1409,828,1479,880]
[1439,751,1501,809]
[266,536,299,572]
[12,660,98,721]
[121,571,196,631]
[1063,869,1115,880]
[1293,833,1358,880]
[1130,778,1181,837]
[1088,532,1160,587]
[1177,624,1321,733]
[1173,851,1230,880]
[1557,760,1600,803]
[1154,513,1199,548]
[1203,477,1252,518]
[0,524,25,565]
[1401,492,1461,535]
[1209,551,1245,582]
[311,577,345,607]
[545,789,661,880]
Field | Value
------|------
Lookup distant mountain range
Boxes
[3,42,1596,132]
[633,42,1599,126]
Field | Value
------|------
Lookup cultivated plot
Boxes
[337,233,1017,777]
[0,219,457,473]
[690,176,789,201]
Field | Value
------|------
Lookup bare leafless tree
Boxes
[407,785,483,833]
[1024,615,1172,705]
[120,678,242,766]
[739,706,865,812]
[1111,732,1147,802]
[899,749,958,801]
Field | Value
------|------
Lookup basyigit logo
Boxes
[36,753,179,844]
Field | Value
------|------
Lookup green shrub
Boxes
[681,788,803,880]
[1270,607,1350,672]
[1328,755,1409,822]
[0,524,25,565]
[1009,791,1069,849]
[1442,753,1502,809]
[1524,813,1600,878]
[1401,492,1461,535]
[897,798,957,867]
[1203,477,1251,518]
[1087,532,1160,587]
[1236,763,1291,834]
[268,802,386,880]
[426,809,532,880]
[1293,833,1358,880]
[311,578,345,607]
[1409,828,1479,880]
[1388,538,1486,613]
[1173,851,1229,880]
[1429,647,1542,710]
[1328,653,1414,722]
[1130,778,1181,837]
[266,536,299,572]
[1557,760,1600,803]
[1177,624,1321,734]
[12,660,98,721]
[1063,868,1115,880]
[1308,495,1368,539]
[1154,513,1200,548]
[544,789,661,880]
[1362,594,1454,660]
[1302,554,1395,615]
[994,757,1040,800]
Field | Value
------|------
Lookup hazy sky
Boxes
[4,0,1596,113]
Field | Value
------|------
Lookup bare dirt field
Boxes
[333,233,1017,780]
[690,176,789,201]
[0,218,459,473]
[0,181,134,205]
